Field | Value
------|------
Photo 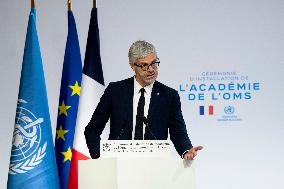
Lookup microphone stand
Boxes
[143,116,157,140]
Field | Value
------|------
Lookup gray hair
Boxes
[128,40,157,64]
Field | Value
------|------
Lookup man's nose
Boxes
[147,65,154,72]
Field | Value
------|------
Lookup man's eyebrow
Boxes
[137,60,157,65]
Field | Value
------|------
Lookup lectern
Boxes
[79,140,195,189]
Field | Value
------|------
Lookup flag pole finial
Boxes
[68,0,72,11]
[93,0,96,8]
[31,0,35,9]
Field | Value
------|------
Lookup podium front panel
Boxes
[79,158,195,189]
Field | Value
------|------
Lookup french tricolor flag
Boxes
[199,105,214,115]
[68,8,105,189]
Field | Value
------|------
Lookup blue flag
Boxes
[7,9,60,189]
[54,11,82,189]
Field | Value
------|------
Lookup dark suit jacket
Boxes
[84,77,192,158]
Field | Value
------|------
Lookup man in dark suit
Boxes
[84,40,203,159]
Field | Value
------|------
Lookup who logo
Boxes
[9,99,47,175]
[224,106,235,115]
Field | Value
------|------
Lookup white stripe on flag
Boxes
[73,74,105,156]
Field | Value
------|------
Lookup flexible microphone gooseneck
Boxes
[116,121,128,140]
[142,116,158,140]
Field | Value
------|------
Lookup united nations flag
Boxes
[7,8,60,189]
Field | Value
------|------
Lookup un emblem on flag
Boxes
[9,99,47,175]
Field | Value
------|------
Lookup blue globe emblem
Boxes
[224,106,235,114]
[11,100,43,164]
[9,99,47,175]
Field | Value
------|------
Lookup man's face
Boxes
[130,53,159,87]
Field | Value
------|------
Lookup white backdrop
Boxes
[1,0,284,189]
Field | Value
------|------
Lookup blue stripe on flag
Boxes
[83,8,105,86]
[199,106,205,115]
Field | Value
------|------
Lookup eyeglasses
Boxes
[134,59,160,71]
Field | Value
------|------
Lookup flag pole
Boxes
[68,0,72,11]
[93,0,96,8]
[31,0,35,9]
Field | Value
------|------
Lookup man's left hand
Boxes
[183,146,203,160]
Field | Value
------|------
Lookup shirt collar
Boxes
[134,76,154,95]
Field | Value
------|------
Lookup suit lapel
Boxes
[124,77,134,132]
[147,81,161,122]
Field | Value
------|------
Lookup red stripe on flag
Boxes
[209,105,214,115]
[68,149,90,189]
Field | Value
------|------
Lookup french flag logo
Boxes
[199,105,214,115]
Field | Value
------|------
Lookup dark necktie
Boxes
[134,88,145,140]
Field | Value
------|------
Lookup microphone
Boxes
[116,120,128,140]
[142,116,157,140]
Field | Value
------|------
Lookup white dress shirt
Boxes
[132,77,154,139]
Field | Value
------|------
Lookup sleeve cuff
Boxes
[181,150,190,159]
